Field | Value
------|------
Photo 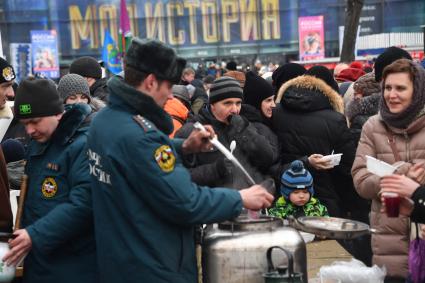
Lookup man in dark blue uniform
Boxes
[87,38,274,283]
[3,78,96,283]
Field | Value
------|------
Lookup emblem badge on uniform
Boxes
[2,66,15,82]
[154,145,176,173]
[41,177,58,198]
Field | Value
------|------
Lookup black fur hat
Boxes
[125,38,186,84]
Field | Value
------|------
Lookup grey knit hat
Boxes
[58,74,91,103]
[172,85,190,104]
[209,76,243,104]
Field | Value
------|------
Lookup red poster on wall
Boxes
[298,15,325,61]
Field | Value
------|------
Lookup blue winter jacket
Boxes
[87,77,243,283]
[22,103,96,283]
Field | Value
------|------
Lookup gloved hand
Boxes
[215,157,233,178]
[228,115,249,135]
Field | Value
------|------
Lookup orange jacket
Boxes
[164,98,189,138]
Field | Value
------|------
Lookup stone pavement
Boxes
[307,240,353,281]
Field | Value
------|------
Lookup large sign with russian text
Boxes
[65,0,282,49]
[4,0,424,59]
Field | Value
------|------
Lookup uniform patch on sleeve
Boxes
[41,177,58,198]
[154,145,175,173]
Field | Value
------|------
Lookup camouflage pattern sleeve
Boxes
[303,197,329,217]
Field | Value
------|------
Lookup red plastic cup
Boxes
[383,192,401,217]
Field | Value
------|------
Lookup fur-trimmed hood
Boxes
[275,75,344,114]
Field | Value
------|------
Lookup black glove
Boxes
[215,157,233,178]
[228,115,249,135]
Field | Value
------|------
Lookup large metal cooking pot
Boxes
[288,216,373,240]
[202,215,307,283]
[0,232,16,283]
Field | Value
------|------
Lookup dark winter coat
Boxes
[176,105,275,189]
[240,104,280,185]
[87,76,242,283]
[90,77,109,102]
[272,75,361,217]
[22,103,96,283]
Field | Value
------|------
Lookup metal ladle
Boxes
[193,122,260,219]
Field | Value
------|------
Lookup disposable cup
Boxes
[366,155,397,177]
[321,153,343,166]
[0,241,16,283]
[382,192,401,217]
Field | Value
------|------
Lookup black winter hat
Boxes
[69,56,102,79]
[14,78,63,119]
[209,76,243,104]
[374,46,412,82]
[0,57,16,84]
[125,38,186,84]
[272,63,306,92]
[226,61,237,71]
[305,65,339,93]
[243,71,274,110]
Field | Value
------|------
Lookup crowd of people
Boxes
[0,39,424,283]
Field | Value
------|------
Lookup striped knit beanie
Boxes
[209,76,243,104]
[280,160,314,200]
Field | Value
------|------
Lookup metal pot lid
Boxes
[218,215,283,231]
[296,216,369,233]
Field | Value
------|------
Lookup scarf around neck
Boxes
[108,76,174,135]
[379,61,425,129]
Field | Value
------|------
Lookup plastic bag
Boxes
[319,258,386,283]
[408,227,425,283]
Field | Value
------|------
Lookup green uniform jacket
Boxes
[22,104,96,283]
[87,77,243,283]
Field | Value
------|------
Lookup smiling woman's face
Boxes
[261,96,276,118]
[383,72,413,114]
